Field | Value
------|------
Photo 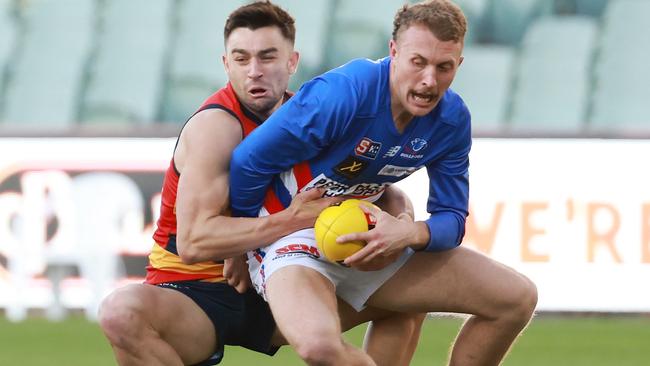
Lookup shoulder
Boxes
[176,109,242,163]
[183,108,242,141]
[299,57,387,112]
[328,57,386,90]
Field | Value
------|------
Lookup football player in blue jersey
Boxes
[229,0,538,365]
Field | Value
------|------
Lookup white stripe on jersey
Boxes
[279,168,299,196]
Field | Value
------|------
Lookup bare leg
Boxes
[98,284,217,366]
[364,312,426,366]
[368,247,538,366]
[265,265,376,366]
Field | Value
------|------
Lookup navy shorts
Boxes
[157,281,278,365]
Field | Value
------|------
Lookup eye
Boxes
[412,58,425,67]
[437,63,453,72]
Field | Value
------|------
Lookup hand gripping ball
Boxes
[314,199,378,264]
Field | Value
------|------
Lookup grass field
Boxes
[1,314,649,365]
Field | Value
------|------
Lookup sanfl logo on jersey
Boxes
[401,138,427,159]
[354,138,382,160]
[409,138,428,152]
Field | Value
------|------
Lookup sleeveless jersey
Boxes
[230,57,472,253]
[146,83,288,284]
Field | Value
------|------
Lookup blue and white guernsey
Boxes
[230,57,471,252]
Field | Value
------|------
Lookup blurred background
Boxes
[0,0,649,365]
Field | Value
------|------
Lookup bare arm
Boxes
[373,185,414,220]
[174,110,338,264]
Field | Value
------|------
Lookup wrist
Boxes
[266,209,299,237]
[409,221,430,251]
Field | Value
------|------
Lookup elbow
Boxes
[177,243,200,265]
[176,233,229,264]
[176,233,202,264]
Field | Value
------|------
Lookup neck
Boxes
[391,100,414,134]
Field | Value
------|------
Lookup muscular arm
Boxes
[374,185,414,220]
[174,110,336,263]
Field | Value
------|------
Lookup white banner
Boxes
[396,138,650,312]
[0,138,648,317]
[0,138,174,320]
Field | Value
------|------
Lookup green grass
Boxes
[1,314,649,365]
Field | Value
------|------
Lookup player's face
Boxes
[224,26,299,119]
[389,24,463,123]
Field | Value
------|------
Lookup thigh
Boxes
[368,246,532,318]
[110,283,216,363]
[159,281,278,357]
[265,265,341,344]
[248,228,338,301]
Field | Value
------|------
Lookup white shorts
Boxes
[247,228,414,311]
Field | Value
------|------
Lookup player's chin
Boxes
[247,98,276,115]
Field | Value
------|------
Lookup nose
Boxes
[421,66,436,88]
[248,58,263,79]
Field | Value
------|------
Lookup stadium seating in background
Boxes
[161,0,246,124]
[452,0,490,44]
[274,0,333,90]
[1,0,95,129]
[452,45,514,132]
[590,0,650,132]
[324,0,404,70]
[82,0,172,125]
[574,0,610,17]
[509,16,597,133]
[483,0,553,45]
[0,0,16,111]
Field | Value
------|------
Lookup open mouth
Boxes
[248,87,268,98]
[410,91,435,105]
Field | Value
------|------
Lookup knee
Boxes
[98,286,148,347]
[503,274,538,324]
[294,335,345,365]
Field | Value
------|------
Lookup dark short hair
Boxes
[224,1,296,44]
[392,0,467,43]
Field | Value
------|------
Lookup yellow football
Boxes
[314,199,378,264]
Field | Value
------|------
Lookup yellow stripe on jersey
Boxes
[148,242,225,282]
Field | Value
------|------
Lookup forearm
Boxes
[177,210,303,263]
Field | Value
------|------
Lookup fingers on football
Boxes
[359,203,381,215]
[343,244,375,265]
[336,231,368,244]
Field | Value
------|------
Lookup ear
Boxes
[222,54,230,74]
[458,55,464,67]
[288,50,300,75]
[389,39,398,58]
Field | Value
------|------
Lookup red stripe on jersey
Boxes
[263,186,285,215]
[293,161,314,191]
